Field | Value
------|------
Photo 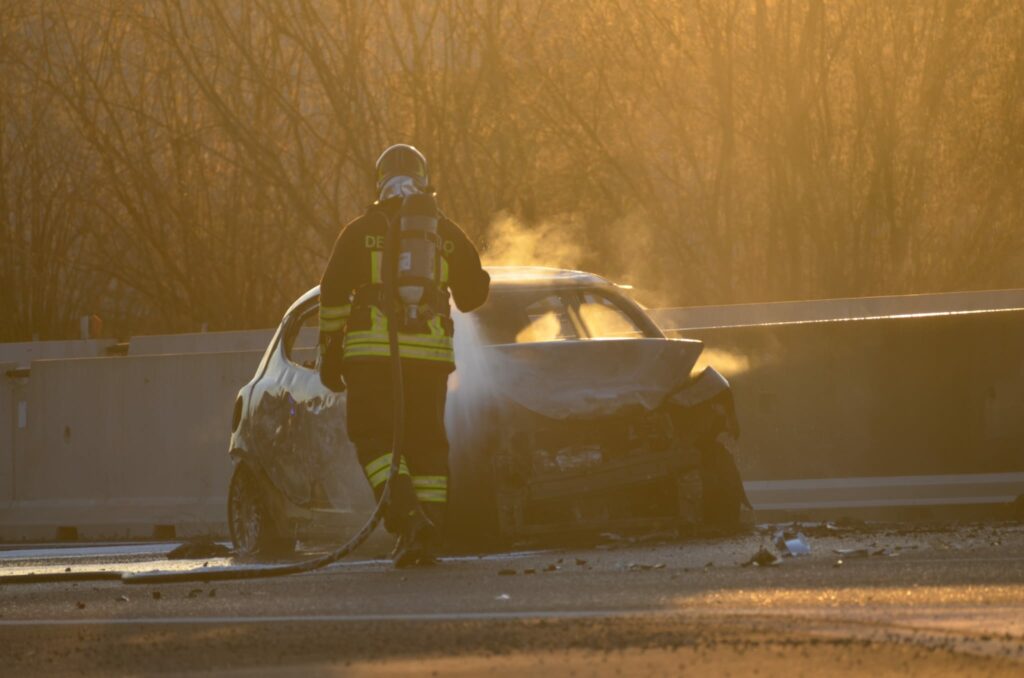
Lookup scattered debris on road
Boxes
[497,568,516,576]
[741,548,779,567]
[773,529,811,557]
[626,562,668,572]
[833,547,869,558]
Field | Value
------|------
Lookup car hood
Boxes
[450,337,703,420]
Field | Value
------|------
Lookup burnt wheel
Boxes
[699,439,749,528]
[227,462,295,557]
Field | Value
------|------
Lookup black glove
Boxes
[317,334,346,393]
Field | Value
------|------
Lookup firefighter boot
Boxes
[382,474,418,535]
[391,508,437,568]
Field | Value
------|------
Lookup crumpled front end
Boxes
[447,338,750,541]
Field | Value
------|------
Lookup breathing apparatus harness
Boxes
[348,194,452,340]
[0,191,444,586]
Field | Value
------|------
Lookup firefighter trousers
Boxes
[344,361,450,538]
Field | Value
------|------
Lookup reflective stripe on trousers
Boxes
[413,475,447,503]
[364,453,410,489]
[363,456,447,503]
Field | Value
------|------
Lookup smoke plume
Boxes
[482,212,587,270]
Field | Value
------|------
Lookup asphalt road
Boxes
[2,522,1023,676]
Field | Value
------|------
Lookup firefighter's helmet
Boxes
[376,144,429,193]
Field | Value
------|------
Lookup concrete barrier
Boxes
[1,363,18,506]
[0,351,263,541]
[2,290,1023,542]
[0,339,116,368]
[128,330,276,356]
[678,308,1024,517]
[129,327,316,356]
[650,288,1024,330]
[744,472,1024,512]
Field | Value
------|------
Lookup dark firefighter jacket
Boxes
[318,196,490,375]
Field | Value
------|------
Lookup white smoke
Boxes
[482,212,586,269]
[446,309,501,461]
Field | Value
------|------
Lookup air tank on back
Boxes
[397,192,440,325]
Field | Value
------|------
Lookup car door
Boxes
[273,298,373,515]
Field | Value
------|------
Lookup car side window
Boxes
[577,291,644,339]
[283,304,320,368]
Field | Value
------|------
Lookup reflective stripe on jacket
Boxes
[345,239,453,365]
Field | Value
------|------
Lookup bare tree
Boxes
[2,0,1023,340]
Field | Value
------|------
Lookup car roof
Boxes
[286,266,617,317]
[485,266,613,288]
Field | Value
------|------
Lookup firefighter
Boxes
[317,144,490,567]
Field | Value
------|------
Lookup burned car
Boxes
[227,266,749,555]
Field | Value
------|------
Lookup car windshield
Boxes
[472,287,646,345]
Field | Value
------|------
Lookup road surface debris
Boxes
[774,529,811,556]
[741,548,779,567]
